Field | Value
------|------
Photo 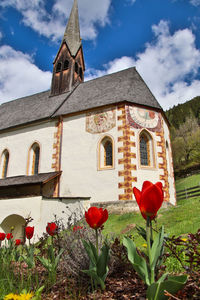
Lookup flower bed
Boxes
[0,181,199,299]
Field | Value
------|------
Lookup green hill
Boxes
[165,96,200,176]
[165,96,200,129]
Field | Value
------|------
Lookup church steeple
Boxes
[63,0,81,56]
[51,0,85,96]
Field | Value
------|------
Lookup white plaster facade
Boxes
[0,102,176,240]
[0,121,56,176]
[0,0,176,241]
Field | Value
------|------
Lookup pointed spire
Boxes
[63,0,81,56]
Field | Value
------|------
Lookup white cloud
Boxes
[128,0,136,4]
[0,32,2,40]
[86,21,200,110]
[85,56,135,81]
[0,45,51,103]
[135,21,200,109]
[0,0,111,41]
[190,0,200,6]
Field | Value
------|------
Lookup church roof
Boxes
[53,67,162,117]
[0,171,61,187]
[0,67,162,131]
[0,90,69,131]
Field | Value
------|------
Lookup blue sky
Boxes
[0,0,200,110]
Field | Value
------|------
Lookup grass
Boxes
[175,173,200,191]
[104,176,200,246]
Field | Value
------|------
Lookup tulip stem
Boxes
[95,229,99,256]
[146,217,155,284]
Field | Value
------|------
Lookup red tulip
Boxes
[25,226,34,239]
[46,222,58,236]
[85,207,108,229]
[73,225,83,232]
[15,239,21,246]
[0,233,6,241]
[6,233,13,240]
[133,181,164,220]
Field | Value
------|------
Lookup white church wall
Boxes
[0,196,42,239]
[0,196,88,241]
[60,110,119,202]
[162,118,176,205]
[0,121,56,177]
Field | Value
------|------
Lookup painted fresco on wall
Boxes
[126,105,161,132]
[86,108,116,134]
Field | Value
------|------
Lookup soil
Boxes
[43,265,200,299]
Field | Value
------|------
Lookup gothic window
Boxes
[28,143,40,175]
[56,62,62,73]
[98,136,114,169]
[139,130,155,167]
[33,145,40,175]
[140,135,149,166]
[1,150,9,178]
[63,60,69,70]
[75,62,79,74]
[104,141,112,166]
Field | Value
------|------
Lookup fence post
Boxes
[185,187,188,199]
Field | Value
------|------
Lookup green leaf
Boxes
[97,243,110,280]
[151,226,165,270]
[37,256,50,271]
[48,244,55,264]
[136,225,147,241]
[54,248,64,268]
[82,239,98,267]
[157,272,169,283]
[123,236,150,286]
[32,286,45,300]
[147,274,188,300]
[82,267,106,290]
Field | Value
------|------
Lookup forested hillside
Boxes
[166,96,200,128]
[165,96,200,176]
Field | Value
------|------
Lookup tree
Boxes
[171,116,200,170]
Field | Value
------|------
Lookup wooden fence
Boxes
[176,185,200,201]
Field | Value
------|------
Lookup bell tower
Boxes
[51,0,85,96]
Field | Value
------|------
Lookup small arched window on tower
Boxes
[139,130,155,168]
[28,143,40,175]
[75,62,79,74]
[63,60,69,70]
[56,62,62,73]
[1,149,9,178]
[98,136,114,170]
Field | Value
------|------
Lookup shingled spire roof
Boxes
[63,0,81,56]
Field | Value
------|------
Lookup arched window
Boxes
[139,131,154,167]
[75,62,79,74]
[56,62,62,73]
[98,136,114,170]
[1,150,9,178]
[104,140,112,166]
[63,60,69,70]
[32,145,40,175]
[28,143,40,175]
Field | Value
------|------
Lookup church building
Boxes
[0,0,176,240]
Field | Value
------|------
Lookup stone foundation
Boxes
[92,200,172,215]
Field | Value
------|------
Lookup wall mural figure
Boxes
[86,108,116,134]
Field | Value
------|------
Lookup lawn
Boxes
[104,175,200,244]
[175,173,200,191]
